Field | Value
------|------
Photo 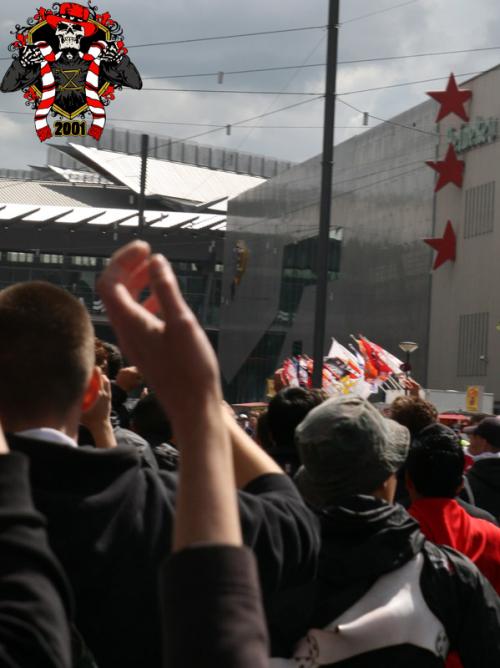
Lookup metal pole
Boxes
[312,0,340,388]
[404,350,411,395]
[138,133,149,232]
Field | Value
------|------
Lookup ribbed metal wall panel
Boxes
[457,312,489,376]
[464,182,495,238]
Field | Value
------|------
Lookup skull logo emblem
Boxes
[55,21,85,50]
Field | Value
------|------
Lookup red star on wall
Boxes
[426,144,465,192]
[427,73,472,123]
[424,221,457,270]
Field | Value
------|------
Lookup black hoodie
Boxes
[270,496,500,667]
[463,458,500,521]
[7,433,319,668]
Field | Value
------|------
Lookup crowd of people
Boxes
[0,239,498,667]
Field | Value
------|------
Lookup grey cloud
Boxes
[0,0,499,168]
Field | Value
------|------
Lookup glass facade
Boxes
[0,251,222,329]
[220,100,438,402]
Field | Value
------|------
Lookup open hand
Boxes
[97,242,222,432]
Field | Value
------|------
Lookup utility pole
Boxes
[312,0,340,389]
[138,133,149,232]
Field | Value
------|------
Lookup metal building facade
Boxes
[220,99,438,401]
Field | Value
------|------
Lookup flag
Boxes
[362,336,404,376]
[356,337,383,380]
[358,336,393,379]
[327,338,362,377]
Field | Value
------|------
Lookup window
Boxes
[40,254,64,264]
[70,256,97,267]
[457,312,489,376]
[6,252,34,263]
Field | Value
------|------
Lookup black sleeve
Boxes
[457,497,499,526]
[0,453,73,668]
[101,56,142,90]
[238,474,320,595]
[423,543,500,667]
[162,545,269,668]
[451,552,500,667]
[0,59,39,92]
[157,472,320,596]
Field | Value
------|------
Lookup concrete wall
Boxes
[427,65,500,399]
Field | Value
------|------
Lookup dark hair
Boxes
[0,282,94,421]
[255,411,273,452]
[406,424,464,498]
[468,412,493,427]
[267,387,325,450]
[95,338,108,370]
[391,396,438,437]
[102,341,123,380]
[130,393,172,446]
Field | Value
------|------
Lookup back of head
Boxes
[102,341,123,380]
[130,393,173,445]
[391,396,438,437]
[0,282,94,423]
[256,410,273,451]
[467,412,492,427]
[295,395,410,507]
[267,387,325,450]
[406,423,464,498]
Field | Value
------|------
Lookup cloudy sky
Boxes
[0,0,499,170]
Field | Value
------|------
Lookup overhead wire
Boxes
[0,109,364,129]
[337,97,440,138]
[143,96,325,156]
[0,68,483,129]
[132,69,482,97]
[341,0,420,25]
[180,33,328,206]
[140,87,322,95]
[126,25,326,50]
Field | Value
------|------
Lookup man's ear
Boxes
[81,367,101,413]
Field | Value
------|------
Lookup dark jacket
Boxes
[462,458,500,521]
[163,546,269,668]
[458,497,499,525]
[0,453,72,668]
[270,496,500,666]
[7,434,319,668]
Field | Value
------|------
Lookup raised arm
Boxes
[97,241,269,667]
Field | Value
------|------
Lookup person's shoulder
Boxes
[423,540,485,585]
[469,457,500,473]
[243,472,300,496]
[456,497,499,525]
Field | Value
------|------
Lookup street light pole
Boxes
[312,0,340,389]
[138,133,149,232]
[399,341,419,395]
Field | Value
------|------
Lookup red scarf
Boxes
[32,40,107,142]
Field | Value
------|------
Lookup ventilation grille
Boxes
[464,182,495,239]
[457,312,489,376]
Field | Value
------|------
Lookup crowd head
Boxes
[267,386,325,449]
[0,281,96,427]
[406,423,464,499]
[390,395,438,436]
[295,395,410,507]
